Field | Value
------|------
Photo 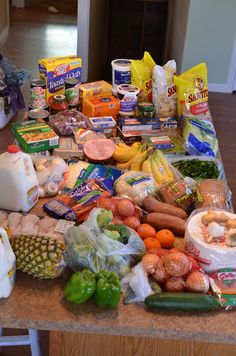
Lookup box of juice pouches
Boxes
[38,55,82,101]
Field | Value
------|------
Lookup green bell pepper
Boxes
[94,270,121,309]
[63,269,96,304]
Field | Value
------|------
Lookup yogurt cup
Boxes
[116,84,140,113]
[111,59,131,95]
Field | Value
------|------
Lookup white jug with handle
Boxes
[0,145,39,212]
[0,228,16,298]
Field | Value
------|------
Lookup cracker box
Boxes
[12,120,59,153]
[79,81,112,99]
[82,95,120,119]
[38,55,82,101]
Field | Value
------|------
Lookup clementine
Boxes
[155,229,175,248]
[137,224,156,240]
[144,238,161,250]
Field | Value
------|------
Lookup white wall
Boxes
[181,0,236,92]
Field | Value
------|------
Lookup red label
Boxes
[54,64,70,76]
[190,101,209,115]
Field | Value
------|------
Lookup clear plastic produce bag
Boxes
[65,208,145,277]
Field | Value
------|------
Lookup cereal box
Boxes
[12,120,59,153]
[38,55,82,101]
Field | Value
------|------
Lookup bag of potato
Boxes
[131,51,156,102]
[152,60,177,117]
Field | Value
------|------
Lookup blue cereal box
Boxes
[38,55,82,101]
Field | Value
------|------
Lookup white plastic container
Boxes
[117,84,140,113]
[111,59,131,95]
[0,145,39,212]
[0,228,16,298]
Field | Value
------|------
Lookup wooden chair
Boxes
[0,327,41,356]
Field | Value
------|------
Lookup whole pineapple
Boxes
[10,235,66,279]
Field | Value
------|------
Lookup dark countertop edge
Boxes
[0,318,235,345]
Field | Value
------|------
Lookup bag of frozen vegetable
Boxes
[174,62,210,119]
[131,51,156,102]
[64,208,145,277]
[182,115,219,157]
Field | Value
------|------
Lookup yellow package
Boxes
[38,55,82,101]
[174,63,210,118]
[131,51,156,101]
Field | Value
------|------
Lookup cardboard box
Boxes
[82,95,120,119]
[38,55,82,101]
[87,116,117,137]
[118,116,178,131]
[79,81,112,99]
[12,120,59,153]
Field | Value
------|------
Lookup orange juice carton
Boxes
[82,95,120,119]
[38,55,82,101]
[79,81,112,99]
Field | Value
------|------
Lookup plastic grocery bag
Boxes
[121,262,153,303]
[65,208,145,277]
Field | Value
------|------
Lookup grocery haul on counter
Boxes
[0,51,235,312]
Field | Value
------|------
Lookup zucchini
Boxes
[145,293,220,312]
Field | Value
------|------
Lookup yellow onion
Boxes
[164,252,190,277]
[165,277,185,292]
[153,258,169,283]
[142,254,160,275]
[185,271,209,294]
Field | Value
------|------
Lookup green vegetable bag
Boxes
[65,208,145,277]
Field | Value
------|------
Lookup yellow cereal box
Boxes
[79,80,112,99]
[38,55,82,101]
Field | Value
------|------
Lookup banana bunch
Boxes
[142,150,175,185]
[112,142,141,163]
[113,142,175,185]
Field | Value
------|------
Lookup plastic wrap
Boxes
[121,262,153,303]
[114,170,158,206]
[184,208,236,273]
[181,115,218,157]
[195,179,232,210]
[170,155,223,180]
[49,110,87,136]
[32,155,67,197]
[157,177,197,215]
[152,60,177,117]
[64,208,145,277]
[209,268,236,310]
[43,180,110,222]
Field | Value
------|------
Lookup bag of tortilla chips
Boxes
[131,51,155,102]
[174,63,210,119]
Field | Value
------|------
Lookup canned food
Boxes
[30,79,47,109]
[64,77,80,108]
[50,94,68,115]
[28,109,50,122]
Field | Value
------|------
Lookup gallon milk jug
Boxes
[0,145,39,212]
[0,228,16,298]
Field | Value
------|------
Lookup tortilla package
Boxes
[152,60,177,117]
